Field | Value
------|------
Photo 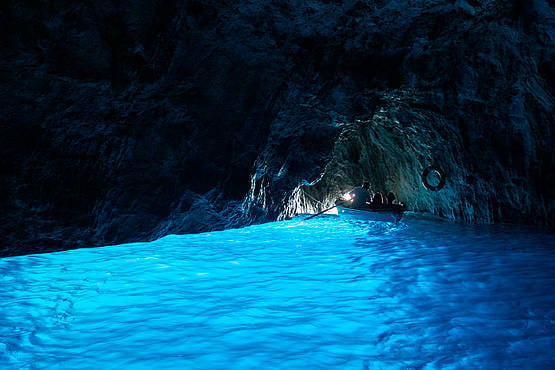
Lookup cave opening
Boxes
[277,94,464,223]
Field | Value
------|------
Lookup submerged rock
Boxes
[0,0,553,256]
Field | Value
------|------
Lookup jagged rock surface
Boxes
[1,0,553,256]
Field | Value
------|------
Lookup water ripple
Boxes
[1,216,555,368]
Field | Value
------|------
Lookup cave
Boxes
[0,1,553,255]
[2,1,555,367]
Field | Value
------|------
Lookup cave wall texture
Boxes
[0,0,553,256]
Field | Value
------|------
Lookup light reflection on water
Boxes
[1,215,555,369]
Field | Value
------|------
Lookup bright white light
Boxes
[340,192,354,201]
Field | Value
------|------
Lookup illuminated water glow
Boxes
[1,216,555,368]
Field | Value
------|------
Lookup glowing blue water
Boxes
[1,215,555,369]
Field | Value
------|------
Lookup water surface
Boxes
[1,215,555,368]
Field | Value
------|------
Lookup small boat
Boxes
[335,200,405,223]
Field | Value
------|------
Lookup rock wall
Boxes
[1,0,553,256]
[253,0,555,227]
